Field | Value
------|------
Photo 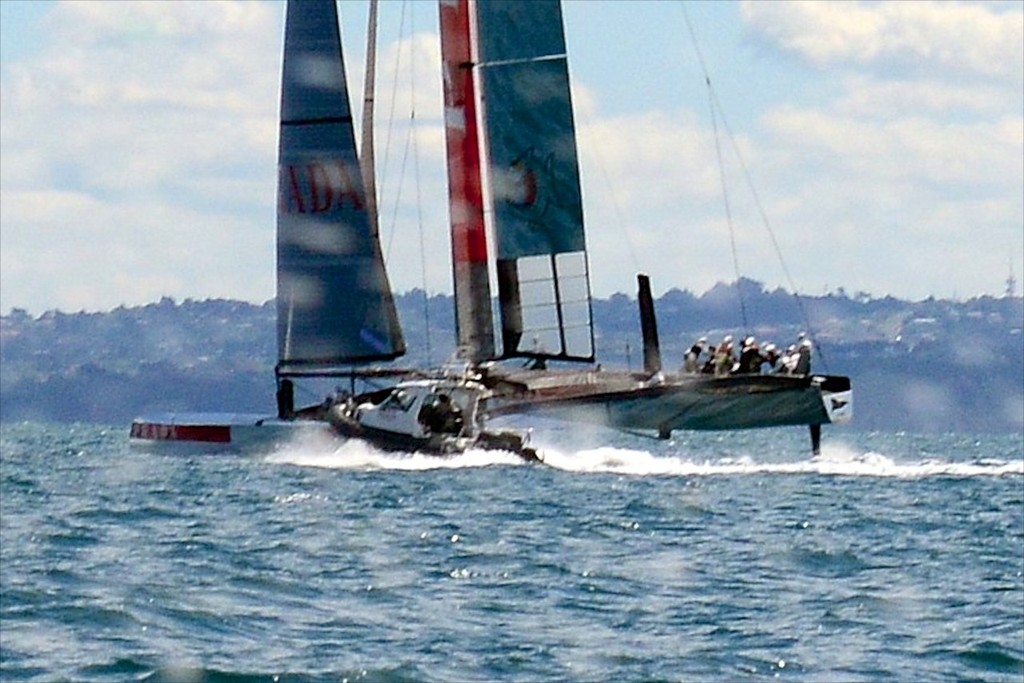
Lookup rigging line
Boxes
[384,112,413,268]
[477,53,566,68]
[708,85,749,334]
[679,2,711,84]
[574,105,640,275]
[681,3,747,333]
[681,2,826,369]
[407,7,432,362]
[380,0,409,261]
[707,89,829,371]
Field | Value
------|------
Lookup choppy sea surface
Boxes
[1,421,1022,683]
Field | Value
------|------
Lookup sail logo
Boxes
[131,422,178,440]
[491,146,587,257]
[505,158,539,207]
[280,162,365,214]
[494,148,554,212]
[826,391,853,423]
[130,422,232,443]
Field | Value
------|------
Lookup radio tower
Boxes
[1007,259,1017,298]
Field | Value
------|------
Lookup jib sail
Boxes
[276,0,405,375]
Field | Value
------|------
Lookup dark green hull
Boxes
[486,371,852,434]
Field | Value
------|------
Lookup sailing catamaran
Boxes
[130,0,851,457]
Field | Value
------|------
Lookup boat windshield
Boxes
[381,389,417,412]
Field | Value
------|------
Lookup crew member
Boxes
[762,343,781,373]
[422,394,463,435]
[794,338,812,375]
[684,336,707,373]
[781,345,799,374]
[419,394,452,433]
[737,337,764,374]
[701,345,717,374]
[714,335,735,377]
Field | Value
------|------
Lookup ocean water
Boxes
[1,421,1022,683]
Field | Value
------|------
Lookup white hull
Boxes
[129,413,331,454]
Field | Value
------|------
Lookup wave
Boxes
[265,432,1023,479]
[264,431,526,471]
[132,664,423,683]
[541,442,1024,478]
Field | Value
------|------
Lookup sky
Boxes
[1,0,1022,316]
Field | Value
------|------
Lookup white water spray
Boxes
[265,430,1022,478]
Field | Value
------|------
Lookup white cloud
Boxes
[0,186,274,311]
[1,1,282,313]
[740,0,1024,81]
[1,0,1021,315]
[761,106,1023,187]
[833,75,1018,118]
[726,0,1024,298]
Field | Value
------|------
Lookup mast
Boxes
[360,0,380,240]
[439,0,496,362]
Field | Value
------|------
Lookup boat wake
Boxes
[265,432,1022,478]
[540,442,1024,478]
[264,430,527,471]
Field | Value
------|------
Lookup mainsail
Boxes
[276,0,405,375]
[474,0,594,361]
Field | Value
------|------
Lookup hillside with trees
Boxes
[2,281,1021,434]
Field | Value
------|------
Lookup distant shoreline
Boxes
[2,284,1022,433]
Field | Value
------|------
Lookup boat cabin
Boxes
[354,379,485,440]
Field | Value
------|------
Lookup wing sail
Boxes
[475,0,594,361]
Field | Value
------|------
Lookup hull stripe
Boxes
[130,423,231,443]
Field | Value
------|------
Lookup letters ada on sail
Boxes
[276,0,404,375]
[274,0,594,372]
[268,0,852,444]
[130,0,852,456]
[271,0,621,377]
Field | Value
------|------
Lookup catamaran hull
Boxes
[129,414,331,453]
[489,373,852,434]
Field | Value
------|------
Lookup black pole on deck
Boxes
[637,274,662,376]
[809,424,821,455]
[277,378,295,420]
